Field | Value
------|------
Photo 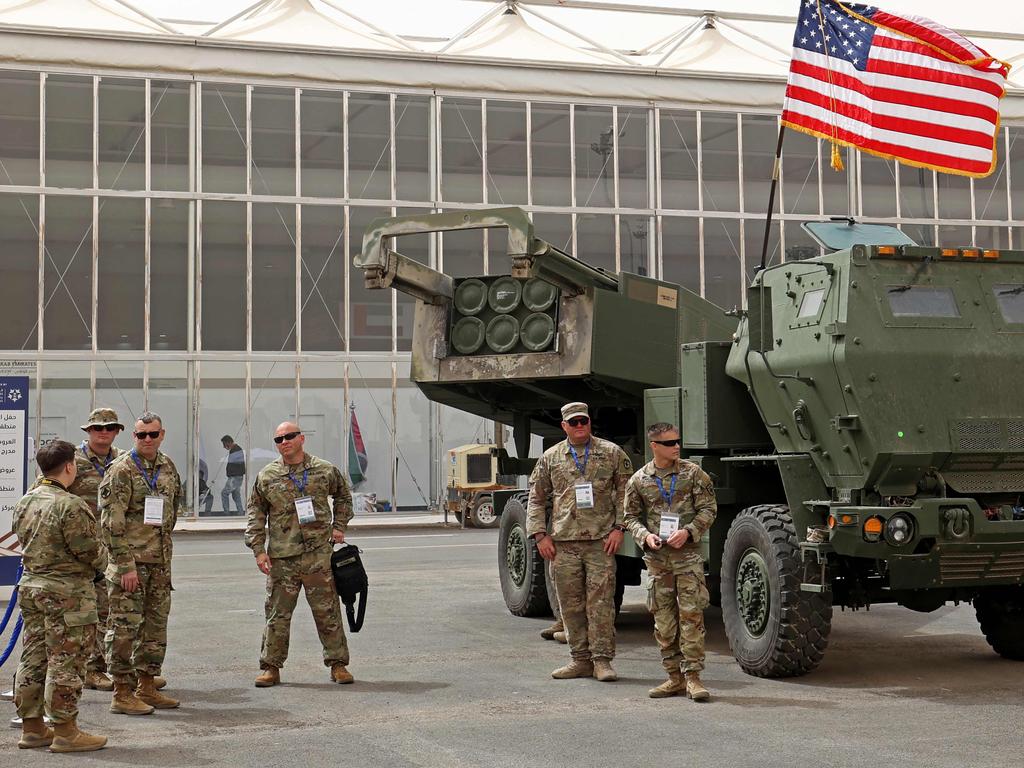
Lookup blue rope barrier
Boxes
[0,615,22,668]
[0,562,23,669]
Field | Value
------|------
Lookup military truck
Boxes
[356,207,1024,677]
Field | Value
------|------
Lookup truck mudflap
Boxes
[825,498,1024,589]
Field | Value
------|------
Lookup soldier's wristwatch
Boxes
[612,524,626,532]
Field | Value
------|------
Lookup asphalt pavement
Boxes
[2,529,1022,767]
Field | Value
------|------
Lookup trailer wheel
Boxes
[721,504,832,678]
[469,493,499,529]
[975,587,1024,661]
[498,494,550,617]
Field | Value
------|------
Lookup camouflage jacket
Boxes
[69,442,122,515]
[13,479,107,599]
[245,453,353,559]
[98,450,183,578]
[526,436,632,541]
[623,459,717,566]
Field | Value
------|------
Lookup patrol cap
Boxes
[560,402,589,421]
[80,407,124,431]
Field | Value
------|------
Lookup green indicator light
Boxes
[897,431,904,438]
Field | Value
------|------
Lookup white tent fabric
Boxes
[0,0,172,34]
[658,24,789,76]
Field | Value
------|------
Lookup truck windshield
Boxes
[886,286,959,317]
[994,284,1024,324]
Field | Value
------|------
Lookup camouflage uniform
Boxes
[527,436,632,662]
[624,459,717,674]
[245,454,353,670]
[12,479,107,724]
[98,450,183,684]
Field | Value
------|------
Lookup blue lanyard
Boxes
[654,473,677,507]
[82,442,114,477]
[288,467,309,495]
[569,442,590,477]
[130,450,161,492]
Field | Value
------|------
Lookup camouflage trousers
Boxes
[552,540,616,661]
[14,587,97,724]
[646,557,710,674]
[88,578,109,673]
[260,550,349,670]
[106,563,172,684]
[545,559,561,620]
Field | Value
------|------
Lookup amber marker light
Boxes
[863,517,884,541]
[877,246,896,255]
[840,514,854,525]
[983,250,1000,260]
[961,248,980,259]
[940,249,958,258]
[828,514,837,529]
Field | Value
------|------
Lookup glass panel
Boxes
[620,215,649,276]
[745,219,779,277]
[349,205,392,351]
[97,197,144,349]
[782,130,818,216]
[1011,127,1024,222]
[441,97,482,204]
[197,361,248,517]
[441,227,483,278]
[700,112,739,212]
[98,78,145,190]
[396,94,431,202]
[347,364,393,511]
[96,360,144,432]
[395,382,432,510]
[531,213,572,256]
[147,360,190,510]
[704,218,742,310]
[660,109,698,211]
[531,102,571,207]
[860,154,896,218]
[661,216,700,294]
[151,81,190,192]
[993,284,1024,324]
[974,226,1010,250]
[900,223,934,247]
[574,104,614,208]
[349,92,391,201]
[821,146,850,215]
[486,100,527,205]
[0,71,39,187]
[301,204,345,351]
[297,361,345,476]
[575,213,615,271]
[201,83,246,194]
[798,288,826,318]
[886,286,959,318]
[252,87,295,197]
[39,361,93,461]
[45,75,92,189]
[976,133,1009,221]
[618,106,648,209]
[43,196,92,350]
[937,173,971,220]
[395,209,430,352]
[201,201,246,350]
[300,89,343,199]
[0,194,39,349]
[898,166,934,220]
[249,360,296,483]
[253,203,296,351]
[151,199,189,350]
[784,221,823,262]
[741,114,777,214]
[938,225,974,247]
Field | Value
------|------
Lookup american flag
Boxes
[782,0,1009,177]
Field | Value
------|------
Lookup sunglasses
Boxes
[89,425,120,432]
[274,431,302,444]
[651,439,681,447]
[566,417,590,427]
[134,430,161,440]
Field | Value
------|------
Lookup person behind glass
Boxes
[526,402,633,683]
[98,412,184,715]
[197,458,215,515]
[245,422,355,687]
[220,435,246,515]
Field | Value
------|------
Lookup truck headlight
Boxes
[885,513,915,546]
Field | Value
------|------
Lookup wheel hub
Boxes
[506,526,527,587]
[476,502,496,525]
[736,548,770,637]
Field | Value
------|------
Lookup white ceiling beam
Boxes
[519,4,638,67]
[319,0,422,52]
[202,0,275,37]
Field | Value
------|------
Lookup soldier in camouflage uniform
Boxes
[99,411,183,715]
[624,423,717,702]
[245,421,354,687]
[13,440,108,752]
[527,402,632,682]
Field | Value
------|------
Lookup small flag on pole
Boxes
[348,405,367,486]
[782,1,1010,177]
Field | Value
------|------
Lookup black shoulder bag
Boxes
[330,543,368,632]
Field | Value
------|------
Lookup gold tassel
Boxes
[830,142,845,172]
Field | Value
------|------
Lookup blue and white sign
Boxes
[0,376,29,538]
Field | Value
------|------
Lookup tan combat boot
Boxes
[684,672,710,702]
[85,670,113,691]
[153,675,168,690]
[49,718,107,753]
[540,619,564,640]
[331,664,354,684]
[255,667,280,688]
[110,681,155,715]
[648,672,686,698]
[592,658,617,682]
[551,659,594,679]
[552,630,568,644]
[137,674,180,708]
[18,717,53,749]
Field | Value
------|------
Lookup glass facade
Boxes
[1,68,1021,513]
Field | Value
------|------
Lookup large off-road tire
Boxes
[721,504,832,678]
[498,494,550,617]
[975,586,1024,661]
[469,493,500,529]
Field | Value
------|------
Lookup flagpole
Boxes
[758,125,786,273]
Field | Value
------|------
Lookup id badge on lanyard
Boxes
[659,515,679,539]
[574,481,595,509]
[144,496,165,527]
[295,496,317,524]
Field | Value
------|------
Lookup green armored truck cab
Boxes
[356,208,1024,677]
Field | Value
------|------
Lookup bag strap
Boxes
[344,586,368,632]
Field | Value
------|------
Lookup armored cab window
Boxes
[886,286,959,318]
[993,284,1024,324]
[797,288,826,319]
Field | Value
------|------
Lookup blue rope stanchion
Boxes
[0,562,23,669]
